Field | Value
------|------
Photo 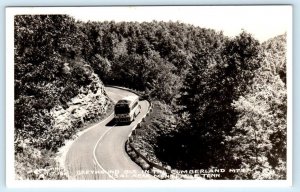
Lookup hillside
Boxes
[14,15,112,179]
[132,34,287,180]
[226,34,287,179]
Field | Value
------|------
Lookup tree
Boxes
[226,34,287,179]
[14,15,98,149]
[89,54,112,82]
[221,31,262,97]
[227,68,287,179]
[174,31,262,172]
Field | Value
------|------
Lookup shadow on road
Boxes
[106,118,132,127]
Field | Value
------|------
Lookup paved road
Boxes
[65,87,155,180]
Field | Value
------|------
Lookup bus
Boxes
[114,95,141,123]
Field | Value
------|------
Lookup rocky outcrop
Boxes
[15,72,111,180]
[50,73,110,131]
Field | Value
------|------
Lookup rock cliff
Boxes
[50,73,110,131]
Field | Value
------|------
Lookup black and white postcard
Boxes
[6,6,292,187]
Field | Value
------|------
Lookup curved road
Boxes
[65,87,155,180]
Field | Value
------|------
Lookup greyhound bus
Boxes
[114,95,141,123]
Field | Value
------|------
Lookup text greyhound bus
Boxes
[114,95,141,123]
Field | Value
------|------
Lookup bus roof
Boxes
[116,95,139,106]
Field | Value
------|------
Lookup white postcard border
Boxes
[5,6,293,188]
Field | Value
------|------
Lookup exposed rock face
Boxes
[15,71,111,180]
[50,73,110,131]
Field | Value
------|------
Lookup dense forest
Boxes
[14,15,112,179]
[14,15,287,179]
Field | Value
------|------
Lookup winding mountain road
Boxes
[64,87,155,180]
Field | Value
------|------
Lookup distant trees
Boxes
[79,21,186,104]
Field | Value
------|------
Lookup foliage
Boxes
[161,32,261,174]
[78,21,228,105]
[14,15,110,179]
[15,142,68,180]
[226,34,287,179]
[130,101,177,165]
[77,19,286,179]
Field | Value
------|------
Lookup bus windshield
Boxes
[115,104,130,114]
